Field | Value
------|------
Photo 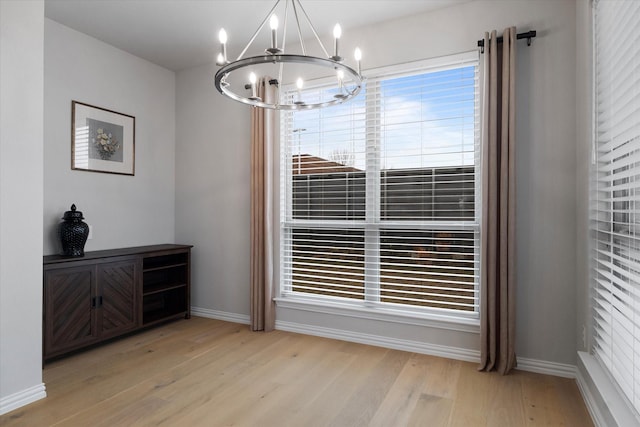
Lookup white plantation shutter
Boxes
[281,52,480,316]
[592,0,640,415]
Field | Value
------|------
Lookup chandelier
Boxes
[214,0,363,110]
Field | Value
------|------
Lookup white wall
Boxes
[177,0,577,365]
[0,0,47,414]
[175,64,252,316]
[43,19,176,255]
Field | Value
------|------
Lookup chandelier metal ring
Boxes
[214,54,363,110]
[214,0,364,110]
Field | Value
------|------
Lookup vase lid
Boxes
[62,204,85,220]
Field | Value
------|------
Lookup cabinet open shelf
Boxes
[143,262,187,273]
[143,252,188,270]
[142,251,190,327]
[142,286,187,325]
[143,282,187,296]
[143,265,187,291]
[143,309,187,326]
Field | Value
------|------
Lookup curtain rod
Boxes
[477,30,536,53]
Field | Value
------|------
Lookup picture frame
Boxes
[71,101,135,176]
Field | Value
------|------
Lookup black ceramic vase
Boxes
[59,204,89,257]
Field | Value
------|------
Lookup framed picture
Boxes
[71,101,135,175]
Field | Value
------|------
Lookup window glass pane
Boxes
[380,229,478,311]
[381,166,475,221]
[293,171,366,220]
[288,88,366,220]
[287,228,365,300]
[379,67,476,221]
[380,67,476,170]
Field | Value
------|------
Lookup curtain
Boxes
[479,27,517,374]
[250,77,277,331]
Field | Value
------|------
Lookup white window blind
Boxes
[281,52,480,317]
[592,0,640,415]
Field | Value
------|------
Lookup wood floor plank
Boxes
[522,371,565,426]
[552,375,594,427]
[0,318,594,427]
[419,355,461,399]
[229,338,357,425]
[368,355,432,426]
[407,393,454,427]
[484,370,526,427]
[285,344,390,426]
[172,334,340,425]
[369,354,462,426]
[447,362,494,426]
[521,371,594,427]
[61,328,294,426]
[327,349,413,426]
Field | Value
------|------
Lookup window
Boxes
[591,0,640,414]
[280,52,480,320]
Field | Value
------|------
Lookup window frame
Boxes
[276,51,482,330]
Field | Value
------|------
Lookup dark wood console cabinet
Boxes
[43,244,192,361]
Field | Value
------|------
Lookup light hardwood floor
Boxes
[1,317,593,426]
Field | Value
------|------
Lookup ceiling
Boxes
[44,0,470,71]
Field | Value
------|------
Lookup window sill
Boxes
[577,351,640,426]
[274,295,480,334]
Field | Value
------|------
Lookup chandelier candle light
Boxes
[214,0,364,110]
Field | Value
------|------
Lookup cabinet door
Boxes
[44,265,97,359]
[97,259,139,339]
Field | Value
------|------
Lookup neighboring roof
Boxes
[292,154,361,175]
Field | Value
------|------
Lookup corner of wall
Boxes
[0,0,46,413]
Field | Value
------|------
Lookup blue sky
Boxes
[288,65,477,170]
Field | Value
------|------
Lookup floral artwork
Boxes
[86,118,124,162]
[72,101,135,175]
[93,128,120,160]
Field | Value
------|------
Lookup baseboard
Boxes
[191,306,250,325]
[0,383,46,416]
[275,319,581,379]
[516,357,576,378]
[275,319,481,363]
[191,309,578,379]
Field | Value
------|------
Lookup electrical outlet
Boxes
[582,324,586,349]
[88,224,93,240]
